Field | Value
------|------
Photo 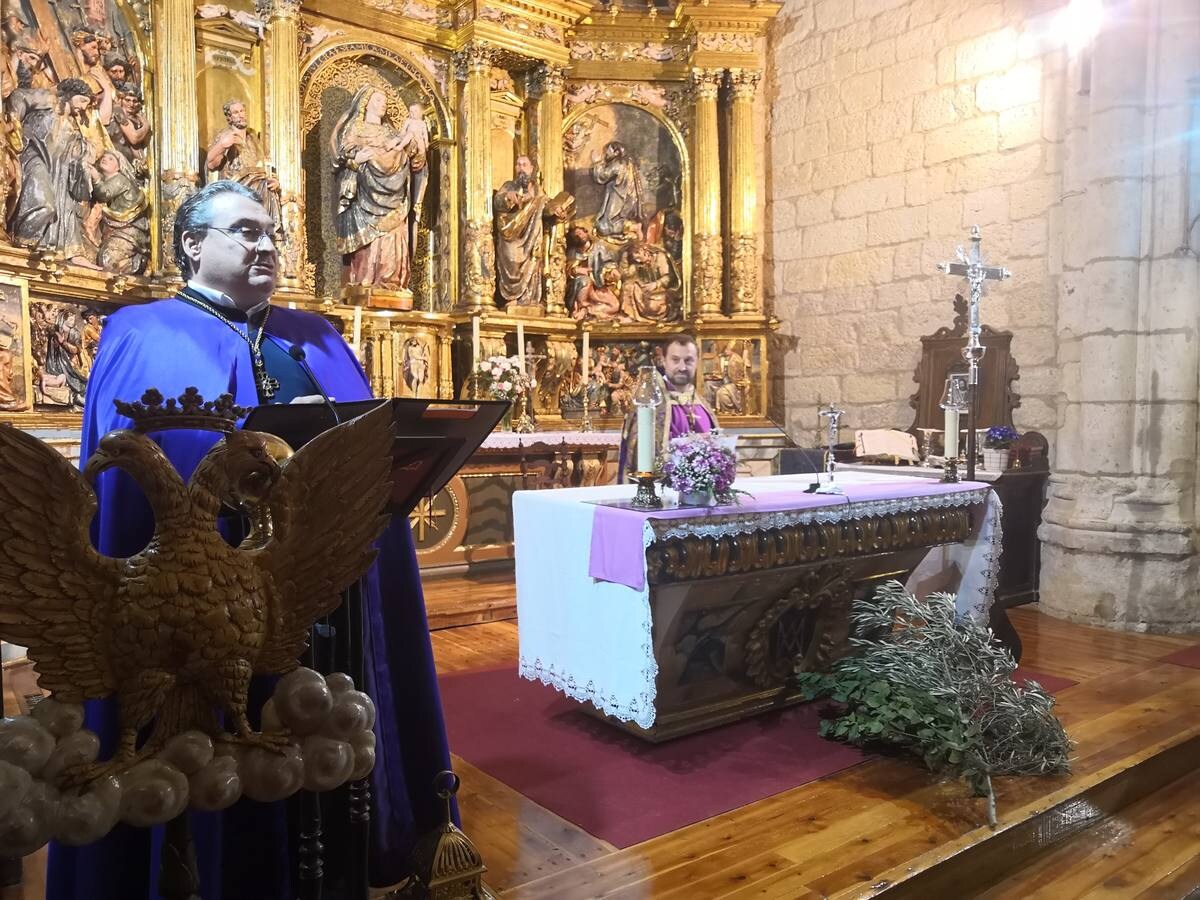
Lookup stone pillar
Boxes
[726,67,762,316]
[691,67,724,316]
[156,0,201,275]
[531,63,567,317]
[1039,0,1200,632]
[455,41,496,310]
[257,0,307,290]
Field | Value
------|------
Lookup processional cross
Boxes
[937,226,1011,480]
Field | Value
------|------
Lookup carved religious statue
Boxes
[89,149,149,274]
[493,156,573,310]
[591,141,642,238]
[9,79,103,269]
[205,98,282,231]
[0,311,18,409]
[332,86,423,291]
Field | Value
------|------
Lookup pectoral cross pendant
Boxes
[253,350,279,400]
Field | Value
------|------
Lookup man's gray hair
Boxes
[222,98,243,121]
[172,180,261,276]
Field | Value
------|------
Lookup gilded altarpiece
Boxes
[0,0,781,557]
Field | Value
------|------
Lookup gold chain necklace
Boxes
[177,290,279,400]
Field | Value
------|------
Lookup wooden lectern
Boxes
[241,397,508,900]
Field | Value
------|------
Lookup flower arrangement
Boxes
[660,433,737,498]
[984,425,1019,449]
[474,355,529,401]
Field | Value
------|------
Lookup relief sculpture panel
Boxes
[563,101,685,323]
[3,0,152,274]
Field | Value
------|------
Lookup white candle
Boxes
[517,321,526,373]
[581,329,589,384]
[944,408,959,458]
[471,315,481,366]
[636,405,654,473]
[351,306,362,356]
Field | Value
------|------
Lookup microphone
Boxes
[287,344,341,426]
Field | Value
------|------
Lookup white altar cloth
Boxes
[514,472,1002,729]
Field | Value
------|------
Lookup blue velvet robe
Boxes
[47,298,453,899]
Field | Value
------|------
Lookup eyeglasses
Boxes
[208,225,276,249]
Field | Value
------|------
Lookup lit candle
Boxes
[581,329,589,384]
[351,306,362,357]
[471,315,481,367]
[636,405,654,473]
[944,407,959,458]
[517,321,526,373]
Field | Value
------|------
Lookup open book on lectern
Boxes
[241,398,510,517]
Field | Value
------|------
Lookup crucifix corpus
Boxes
[814,402,845,494]
[937,225,1010,481]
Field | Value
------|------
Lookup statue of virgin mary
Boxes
[331,86,414,289]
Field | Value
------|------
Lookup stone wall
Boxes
[767,0,1200,632]
[767,0,1065,447]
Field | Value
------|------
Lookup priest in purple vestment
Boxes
[618,333,718,482]
[47,180,453,899]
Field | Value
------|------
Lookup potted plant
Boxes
[982,425,1018,471]
[660,432,739,506]
[474,355,530,430]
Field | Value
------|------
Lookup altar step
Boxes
[871,731,1200,898]
[424,567,517,630]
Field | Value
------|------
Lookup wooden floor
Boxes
[5,587,1197,899]
[426,585,1200,899]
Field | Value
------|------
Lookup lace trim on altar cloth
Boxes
[968,493,1004,624]
[518,595,660,729]
[642,487,992,546]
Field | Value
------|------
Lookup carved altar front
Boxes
[0,0,781,434]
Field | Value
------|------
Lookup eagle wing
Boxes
[251,403,394,673]
[0,425,123,702]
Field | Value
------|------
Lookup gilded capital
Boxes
[727,68,762,101]
[255,0,301,22]
[454,42,493,80]
[529,63,566,98]
[690,67,724,102]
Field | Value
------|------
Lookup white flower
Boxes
[500,381,512,393]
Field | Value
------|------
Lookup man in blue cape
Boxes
[47,180,452,899]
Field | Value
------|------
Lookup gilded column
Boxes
[156,0,201,275]
[257,0,308,291]
[727,68,762,316]
[455,42,496,309]
[532,64,567,316]
[691,67,724,316]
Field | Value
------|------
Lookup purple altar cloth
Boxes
[587,479,988,591]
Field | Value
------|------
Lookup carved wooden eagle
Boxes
[0,398,393,782]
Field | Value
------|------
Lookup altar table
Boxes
[514,472,1001,740]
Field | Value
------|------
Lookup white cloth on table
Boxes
[481,430,622,450]
[514,471,1002,728]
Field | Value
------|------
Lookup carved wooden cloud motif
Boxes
[0,389,392,856]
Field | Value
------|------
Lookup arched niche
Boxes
[299,43,454,308]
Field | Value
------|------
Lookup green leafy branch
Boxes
[795,581,1072,826]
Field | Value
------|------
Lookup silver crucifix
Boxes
[937,225,1010,386]
[815,403,845,494]
[937,225,1011,481]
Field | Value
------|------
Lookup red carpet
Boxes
[438,668,867,848]
[1161,644,1200,669]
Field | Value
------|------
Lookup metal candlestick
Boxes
[941,456,960,483]
[580,394,594,432]
[815,403,845,495]
[916,428,939,465]
[938,225,1010,482]
[630,472,662,509]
